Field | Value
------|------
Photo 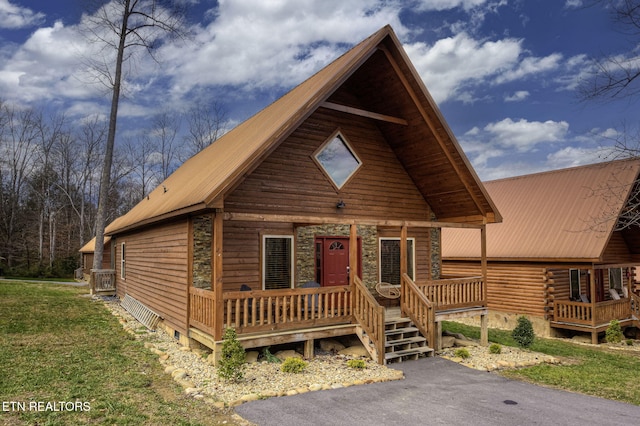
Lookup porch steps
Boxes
[384,318,434,364]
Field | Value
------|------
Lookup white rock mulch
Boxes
[100,298,403,407]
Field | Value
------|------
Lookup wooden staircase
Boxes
[384,317,434,363]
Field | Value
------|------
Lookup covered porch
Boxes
[550,265,640,343]
[187,216,489,365]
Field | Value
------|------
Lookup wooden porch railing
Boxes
[419,276,485,311]
[189,287,215,336]
[189,285,352,336]
[631,292,640,320]
[352,276,385,364]
[90,269,116,294]
[401,273,435,348]
[554,299,631,326]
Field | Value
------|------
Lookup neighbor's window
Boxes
[609,268,623,290]
[120,242,126,280]
[262,235,294,290]
[379,238,415,286]
[569,269,580,300]
[314,131,362,189]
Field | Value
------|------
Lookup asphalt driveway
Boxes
[235,357,640,426]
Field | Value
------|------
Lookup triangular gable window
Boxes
[314,131,362,190]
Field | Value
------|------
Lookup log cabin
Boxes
[100,25,501,364]
[443,160,640,344]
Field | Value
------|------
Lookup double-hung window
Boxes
[609,268,623,291]
[120,242,126,280]
[569,269,580,300]
[262,235,294,290]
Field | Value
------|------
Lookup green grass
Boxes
[442,321,640,405]
[0,281,238,425]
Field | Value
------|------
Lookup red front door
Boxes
[315,237,362,286]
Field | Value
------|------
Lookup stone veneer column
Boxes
[192,215,212,289]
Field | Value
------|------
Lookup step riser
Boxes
[383,317,434,364]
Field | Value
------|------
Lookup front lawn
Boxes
[0,280,239,425]
[442,321,640,405]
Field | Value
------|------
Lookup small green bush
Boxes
[346,359,367,369]
[454,348,470,359]
[280,357,308,373]
[512,315,535,348]
[217,328,246,382]
[605,319,624,344]
[489,343,502,354]
[626,339,634,346]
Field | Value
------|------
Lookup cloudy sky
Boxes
[0,0,636,180]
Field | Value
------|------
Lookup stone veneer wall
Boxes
[430,227,441,279]
[296,224,378,289]
[192,215,212,289]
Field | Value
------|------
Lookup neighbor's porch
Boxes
[552,297,640,343]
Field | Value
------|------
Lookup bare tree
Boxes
[577,1,640,231]
[579,1,640,102]
[151,111,182,180]
[0,103,40,268]
[82,0,188,272]
[183,100,228,160]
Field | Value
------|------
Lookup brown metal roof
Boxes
[79,236,111,253]
[106,25,499,235]
[442,159,640,261]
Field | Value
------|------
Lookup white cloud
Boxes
[546,146,606,169]
[161,0,408,95]
[414,0,489,11]
[0,0,44,29]
[484,118,569,150]
[505,90,529,102]
[564,0,583,9]
[405,32,522,103]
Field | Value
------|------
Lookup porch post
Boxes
[589,267,597,344]
[349,224,358,287]
[400,225,408,278]
[480,225,488,346]
[213,210,224,341]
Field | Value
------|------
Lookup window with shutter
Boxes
[379,238,414,285]
[262,235,294,290]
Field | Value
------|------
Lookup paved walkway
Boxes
[235,357,640,426]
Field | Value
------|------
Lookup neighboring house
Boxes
[103,25,501,364]
[78,236,112,279]
[443,160,640,344]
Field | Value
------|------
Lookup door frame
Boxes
[314,236,362,286]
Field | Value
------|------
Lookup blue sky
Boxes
[0,0,636,180]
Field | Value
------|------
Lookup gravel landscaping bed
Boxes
[102,298,403,407]
[100,297,560,408]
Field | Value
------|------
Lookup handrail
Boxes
[419,276,485,310]
[352,276,385,364]
[401,273,435,348]
[631,292,640,320]
[554,298,631,326]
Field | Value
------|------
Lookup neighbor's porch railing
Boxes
[418,276,485,311]
[553,299,631,326]
[90,269,116,294]
[188,285,352,336]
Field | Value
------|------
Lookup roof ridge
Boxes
[486,157,640,184]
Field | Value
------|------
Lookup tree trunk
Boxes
[93,0,131,271]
